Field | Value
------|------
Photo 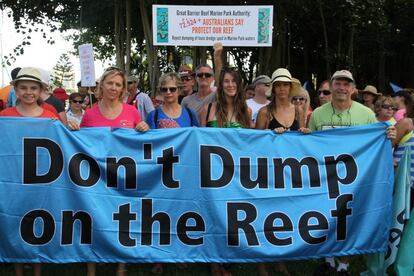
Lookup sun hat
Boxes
[331,70,354,83]
[362,85,381,96]
[10,67,48,87]
[271,68,294,83]
[270,68,301,97]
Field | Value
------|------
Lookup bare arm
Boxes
[213,42,223,85]
[392,118,412,146]
[255,107,269,130]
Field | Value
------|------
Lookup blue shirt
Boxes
[146,106,199,129]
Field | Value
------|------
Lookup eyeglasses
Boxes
[381,104,398,111]
[181,76,193,82]
[159,87,178,93]
[196,72,213,78]
[292,96,306,102]
[318,90,331,96]
[71,100,83,104]
[127,81,133,85]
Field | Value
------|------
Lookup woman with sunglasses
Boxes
[200,67,251,129]
[146,72,198,274]
[317,80,332,106]
[66,93,84,126]
[256,68,307,134]
[146,72,199,129]
[291,88,312,127]
[374,96,397,124]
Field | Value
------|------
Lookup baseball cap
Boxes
[331,70,354,83]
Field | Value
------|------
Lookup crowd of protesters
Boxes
[1,40,413,276]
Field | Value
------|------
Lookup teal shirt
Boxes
[309,101,377,131]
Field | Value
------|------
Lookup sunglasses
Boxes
[181,76,193,82]
[196,72,213,78]
[71,100,83,104]
[381,104,398,111]
[318,90,331,96]
[160,87,178,93]
[292,96,306,102]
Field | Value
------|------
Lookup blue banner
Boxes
[0,118,394,263]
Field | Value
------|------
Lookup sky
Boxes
[0,9,104,89]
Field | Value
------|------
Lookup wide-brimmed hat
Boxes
[10,67,48,87]
[331,70,354,83]
[271,68,301,96]
[271,68,294,83]
[362,85,381,96]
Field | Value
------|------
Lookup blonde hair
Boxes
[95,68,127,101]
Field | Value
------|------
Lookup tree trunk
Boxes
[317,0,331,78]
[114,0,121,67]
[114,0,126,70]
[125,0,132,75]
[139,0,159,96]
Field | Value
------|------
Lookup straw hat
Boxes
[271,68,301,96]
[362,85,381,96]
[10,67,48,88]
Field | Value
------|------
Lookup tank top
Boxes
[268,116,299,131]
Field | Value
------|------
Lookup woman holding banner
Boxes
[255,68,306,133]
[146,71,198,274]
[200,67,251,128]
[146,72,199,129]
[199,66,251,276]
[69,67,148,276]
[255,68,308,276]
[0,67,59,276]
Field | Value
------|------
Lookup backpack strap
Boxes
[206,102,212,123]
[185,107,193,127]
[154,108,159,129]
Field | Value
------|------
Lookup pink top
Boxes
[394,108,406,122]
[80,103,141,128]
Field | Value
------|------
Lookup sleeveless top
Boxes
[268,116,299,131]
[205,103,244,128]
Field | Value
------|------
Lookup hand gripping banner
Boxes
[0,118,394,263]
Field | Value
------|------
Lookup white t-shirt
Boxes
[133,91,155,121]
[246,98,270,123]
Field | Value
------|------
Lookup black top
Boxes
[268,116,299,131]
[45,95,65,113]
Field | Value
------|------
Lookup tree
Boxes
[51,53,74,88]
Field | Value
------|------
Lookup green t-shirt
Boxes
[309,101,377,131]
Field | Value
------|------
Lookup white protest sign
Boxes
[78,44,96,87]
[153,5,273,47]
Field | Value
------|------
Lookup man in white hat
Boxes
[309,70,378,130]
[310,70,396,276]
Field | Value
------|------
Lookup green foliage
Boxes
[51,53,74,88]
